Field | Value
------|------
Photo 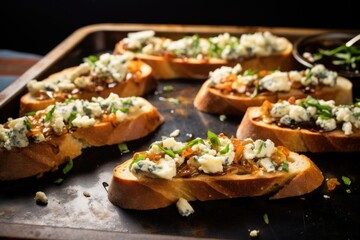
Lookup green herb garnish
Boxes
[23,118,33,130]
[314,44,360,70]
[163,85,174,92]
[45,106,56,121]
[346,189,351,194]
[341,176,351,185]
[281,162,289,172]
[63,158,73,175]
[219,114,227,121]
[83,55,98,65]
[186,138,205,147]
[68,111,77,128]
[118,143,130,154]
[219,144,230,154]
[207,130,220,146]
[53,178,64,184]
[24,111,36,116]
[250,84,259,98]
[257,141,264,154]
[263,213,269,224]
[158,145,176,158]
[129,153,147,170]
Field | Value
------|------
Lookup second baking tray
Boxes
[0,24,359,240]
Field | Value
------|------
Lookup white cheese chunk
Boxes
[176,198,194,217]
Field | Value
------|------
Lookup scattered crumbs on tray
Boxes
[326,177,341,191]
[118,143,130,154]
[170,129,180,137]
[163,85,174,92]
[34,191,48,206]
[219,114,227,121]
[154,90,159,96]
[186,133,193,138]
[159,97,180,104]
[83,191,91,198]
[176,198,194,217]
[263,213,269,224]
[249,229,260,238]
[170,109,175,114]
[323,194,330,199]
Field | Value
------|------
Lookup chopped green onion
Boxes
[257,142,264,154]
[186,138,205,147]
[64,97,76,103]
[250,84,259,98]
[25,111,36,116]
[45,106,56,121]
[219,144,230,154]
[346,189,351,194]
[168,98,180,104]
[158,145,176,158]
[63,158,73,175]
[120,108,129,113]
[281,162,289,172]
[53,178,64,184]
[243,69,255,76]
[68,111,77,128]
[163,85,174,92]
[118,143,130,154]
[83,55,98,65]
[263,213,269,224]
[23,118,33,130]
[129,153,147,170]
[219,114,227,121]
[341,176,351,185]
[207,130,220,146]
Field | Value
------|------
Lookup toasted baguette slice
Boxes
[114,31,293,79]
[236,99,360,152]
[20,57,156,115]
[0,94,164,181]
[194,71,352,116]
[108,134,323,210]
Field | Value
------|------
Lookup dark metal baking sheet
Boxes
[0,24,359,240]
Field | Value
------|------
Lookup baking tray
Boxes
[0,24,359,240]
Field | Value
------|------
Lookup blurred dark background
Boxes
[1,0,359,55]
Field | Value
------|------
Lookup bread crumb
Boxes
[83,191,91,197]
[323,194,330,199]
[35,191,48,205]
[170,129,180,137]
[249,229,260,238]
[170,109,175,114]
[326,177,340,191]
[186,133,193,138]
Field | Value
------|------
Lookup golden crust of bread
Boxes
[19,60,156,115]
[108,152,324,210]
[194,77,353,116]
[0,134,83,181]
[236,107,360,152]
[114,41,294,80]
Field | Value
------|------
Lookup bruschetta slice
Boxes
[108,131,324,210]
[0,93,164,180]
[194,64,353,115]
[236,96,360,152]
[114,30,293,79]
[20,53,156,115]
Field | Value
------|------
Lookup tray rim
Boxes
[1,23,358,108]
[1,23,360,240]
